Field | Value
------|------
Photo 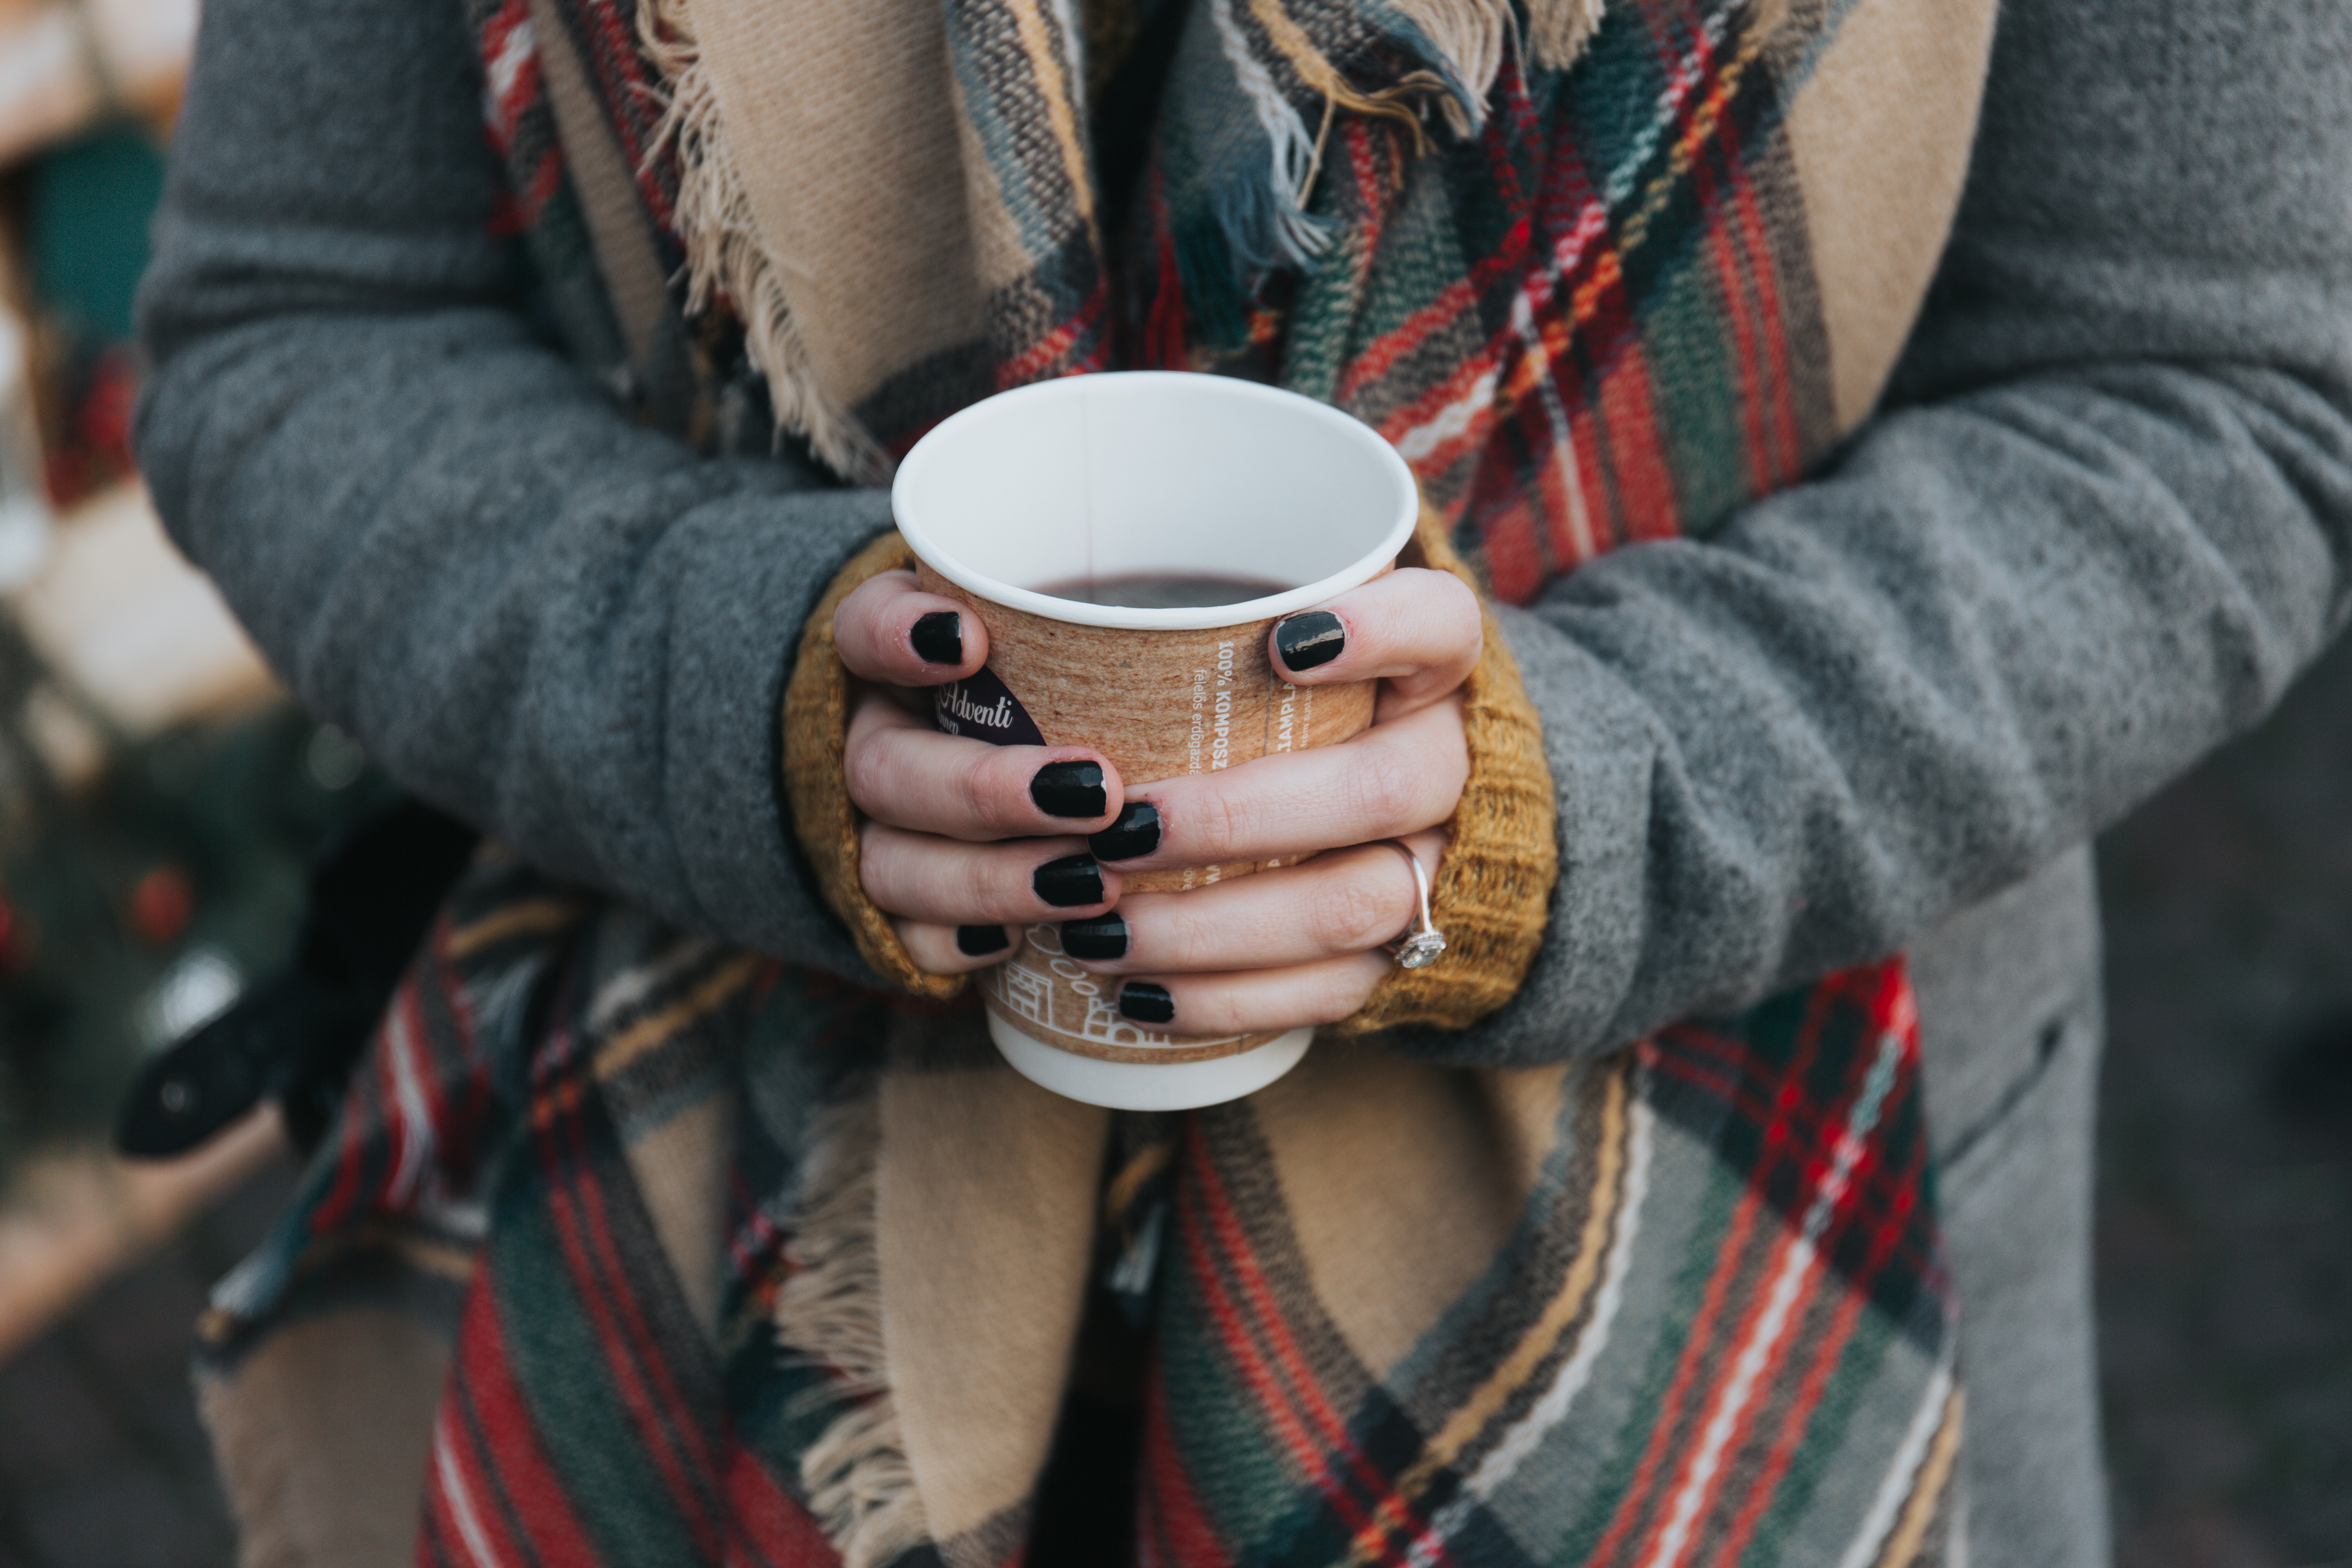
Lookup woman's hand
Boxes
[834,565,1481,1034]
[833,570,1131,962]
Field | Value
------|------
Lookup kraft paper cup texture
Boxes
[893,372,1419,1111]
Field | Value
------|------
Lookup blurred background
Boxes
[0,5,2343,1567]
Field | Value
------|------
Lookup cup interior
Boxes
[893,372,1417,629]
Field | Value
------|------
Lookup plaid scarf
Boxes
[630,0,1615,481]
[196,1,2000,1564]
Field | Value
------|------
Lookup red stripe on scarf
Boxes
[477,0,537,149]
[1175,1158,1373,1528]
[1143,168,1190,372]
[1706,1118,1928,1568]
[1591,334,1681,547]
[1681,44,1806,503]
[1582,984,1851,1564]
[1341,69,1545,415]
[1179,1126,1461,1566]
[1716,131,1804,488]
[1136,1365,1237,1568]
[532,1040,730,1558]
[722,1447,841,1568]
[315,918,479,1232]
[1643,1016,1941,1289]
[1375,349,1499,479]
[996,281,1113,390]
[429,1271,612,1566]
[1696,193,1781,503]
[1629,1050,1921,1561]
[566,0,676,230]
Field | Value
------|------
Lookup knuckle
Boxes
[1303,872,1394,953]
[1183,785,1244,859]
[956,753,1001,833]
[1346,746,1423,829]
[862,826,957,920]
[1436,570,1481,624]
[857,826,898,907]
[975,751,1039,833]
[896,921,947,974]
[844,734,895,813]
[832,595,870,652]
[1308,964,1379,1026]
[1423,723,1470,803]
[1190,988,1248,1037]
[1153,899,1215,967]
[835,577,908,668]
[1415,573,1483,675]
[924,930,986,976]
[986,842,1051,916]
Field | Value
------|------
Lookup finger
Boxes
[1266,567,1481,717]
[895,918,1018,976]
[834,570,990,686]
[1086,696,1466,871]
[849,688,1123,839]
[1056,833,1441,975]
[1105,951,1394,1038]
[860,821,1119,924]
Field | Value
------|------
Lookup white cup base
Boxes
[987,1014,1312,1110]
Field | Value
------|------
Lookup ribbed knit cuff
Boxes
[1329,507,1561,1036]
[780,531,969,1001]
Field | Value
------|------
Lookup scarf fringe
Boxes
[1203,0,1605,276]
[1209,0,1341,269]
[774,1094,928,1568]
[1373,0,1608,132]
[1387,0,1509,133]
[1413,0,1609,86]
[637,0,893,483]
[1524,0,1608,73]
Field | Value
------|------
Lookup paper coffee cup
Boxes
[893,372,1418,1110]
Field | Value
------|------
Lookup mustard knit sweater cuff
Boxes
[779,510,1560,1033]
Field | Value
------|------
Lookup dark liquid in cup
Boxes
[1032,571,1295,610]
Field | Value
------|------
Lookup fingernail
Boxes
[1060,915,1128,961]
[1274,610,1344,673]
[1030,760,1107,818]
[1033,853,1104,907]
[1088,801,1160,861]
[1118,981,1174,1025]
[956,924,1010,956]
[911,611,962,666]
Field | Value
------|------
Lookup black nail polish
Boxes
[911,611,962,666]
[956,924,1010,956]
[1118,981,1174,1025]
[1030,760,1107,818]
[1274,610,1345,673]
[1033,853,1104,907]
[1089,801,1160,861]
[1060,915,1128,961]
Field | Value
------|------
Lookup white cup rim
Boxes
[891,372,1420,630]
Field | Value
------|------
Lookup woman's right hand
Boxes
[834,570,1132,974]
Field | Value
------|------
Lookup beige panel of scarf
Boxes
[635,0,1604,482]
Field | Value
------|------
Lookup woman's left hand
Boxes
[931,566,1481,1036]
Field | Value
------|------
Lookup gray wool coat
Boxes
[134,0,2352,1559]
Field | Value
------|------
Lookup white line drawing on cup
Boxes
[998,962,1049,1025]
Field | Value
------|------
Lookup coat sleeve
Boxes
[1414,0,2352,1065]
[133,0,894,975]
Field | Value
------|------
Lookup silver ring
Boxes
[1381,841,1448,969]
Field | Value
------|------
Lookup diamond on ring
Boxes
[1381,841,1448,969]
[1394,929,1448,969]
